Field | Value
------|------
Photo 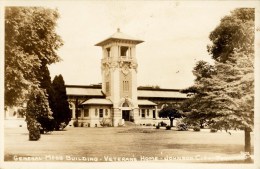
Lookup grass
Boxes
[4,126,254,163]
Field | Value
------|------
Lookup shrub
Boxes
[73,120,79,127]
[177,123,188,131]
[193,126,201,132]
[210,128,218,133]
[100,118,111,127]
[160,121,167,127]
[38,116,55,133]
[156,125,160,129]
[81,122,84,127]
[166,125,171,130]
[146,123,152,126]
[27,119,41,141]
[59,122,66,130]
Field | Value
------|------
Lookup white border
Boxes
[0,1,259,169]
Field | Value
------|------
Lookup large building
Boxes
[66,29,188,127]
[4,29,188,128]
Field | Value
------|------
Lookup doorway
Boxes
[122,110,130,121]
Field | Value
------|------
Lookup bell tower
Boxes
[95,29,143,126]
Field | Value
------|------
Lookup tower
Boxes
[95,29,143,126]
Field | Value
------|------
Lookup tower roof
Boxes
[95,28,144,46]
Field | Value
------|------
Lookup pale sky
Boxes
[43,1,257,89]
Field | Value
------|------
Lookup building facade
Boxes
[66,29,188,127]
[4,29,188,128]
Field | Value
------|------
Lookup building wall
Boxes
[120,71,132,99]
[4,106,27,128]
[72,105,113,127]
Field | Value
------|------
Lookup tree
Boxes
[5,7,63,137]
[26,87,53,140]
[206,50,253,154]
[159,106,183,127]
[5,7,63,107]
[180,61,216,128]
[207,8,254,155]
[52,75,71,130]
[36,63,56,132]
[207,8,254,63]
[182,8,254,156]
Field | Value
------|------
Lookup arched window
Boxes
[84,109,89,117]
[122,101,129,107]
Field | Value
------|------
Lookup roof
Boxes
[82,98,113,105]
[66,86,104,96]
[138,100,157,106]
[95,29,144,46]
[65,85,188,99]
[137,89,188,99]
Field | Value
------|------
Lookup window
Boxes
[123,81,129,92]
[106,82,109,93]
[95,109,98,116]
[84,109,89,117]
[153,110,156,119]
[141,109,145,118]
[105,109,108,116]
[77,109,82,118]
[147,109,149,116]
[139,109,141,116]
[99,109,103,118]
[120,46,129,57]
[106,48,110,57]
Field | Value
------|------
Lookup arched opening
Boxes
[122,110,130,121]
[120,98,134,122]
[122,101,129,107]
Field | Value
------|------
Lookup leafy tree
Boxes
[181,61,216,128]
[182,8,254,156]
[159,106,183,127]
[206,50,253,154]
[207,8,254,155]
[5,7,63,107]
[207,8,254,63]
[52,75,71,130]
[5,7,63,137]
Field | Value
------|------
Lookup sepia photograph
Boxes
[0,1,260,169]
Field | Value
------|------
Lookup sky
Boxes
[38,1,257,89]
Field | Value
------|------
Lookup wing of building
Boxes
[66,84,188,127]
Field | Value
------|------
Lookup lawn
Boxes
[4,126,254,163]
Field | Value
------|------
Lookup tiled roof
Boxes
[66,86,104,96]
[95,29,143,46]
[138,100,157,106]
[66,85,188,99]
[82,98,112,105]
[137,89,188,99]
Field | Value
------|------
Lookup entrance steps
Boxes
[124,121,136,127]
